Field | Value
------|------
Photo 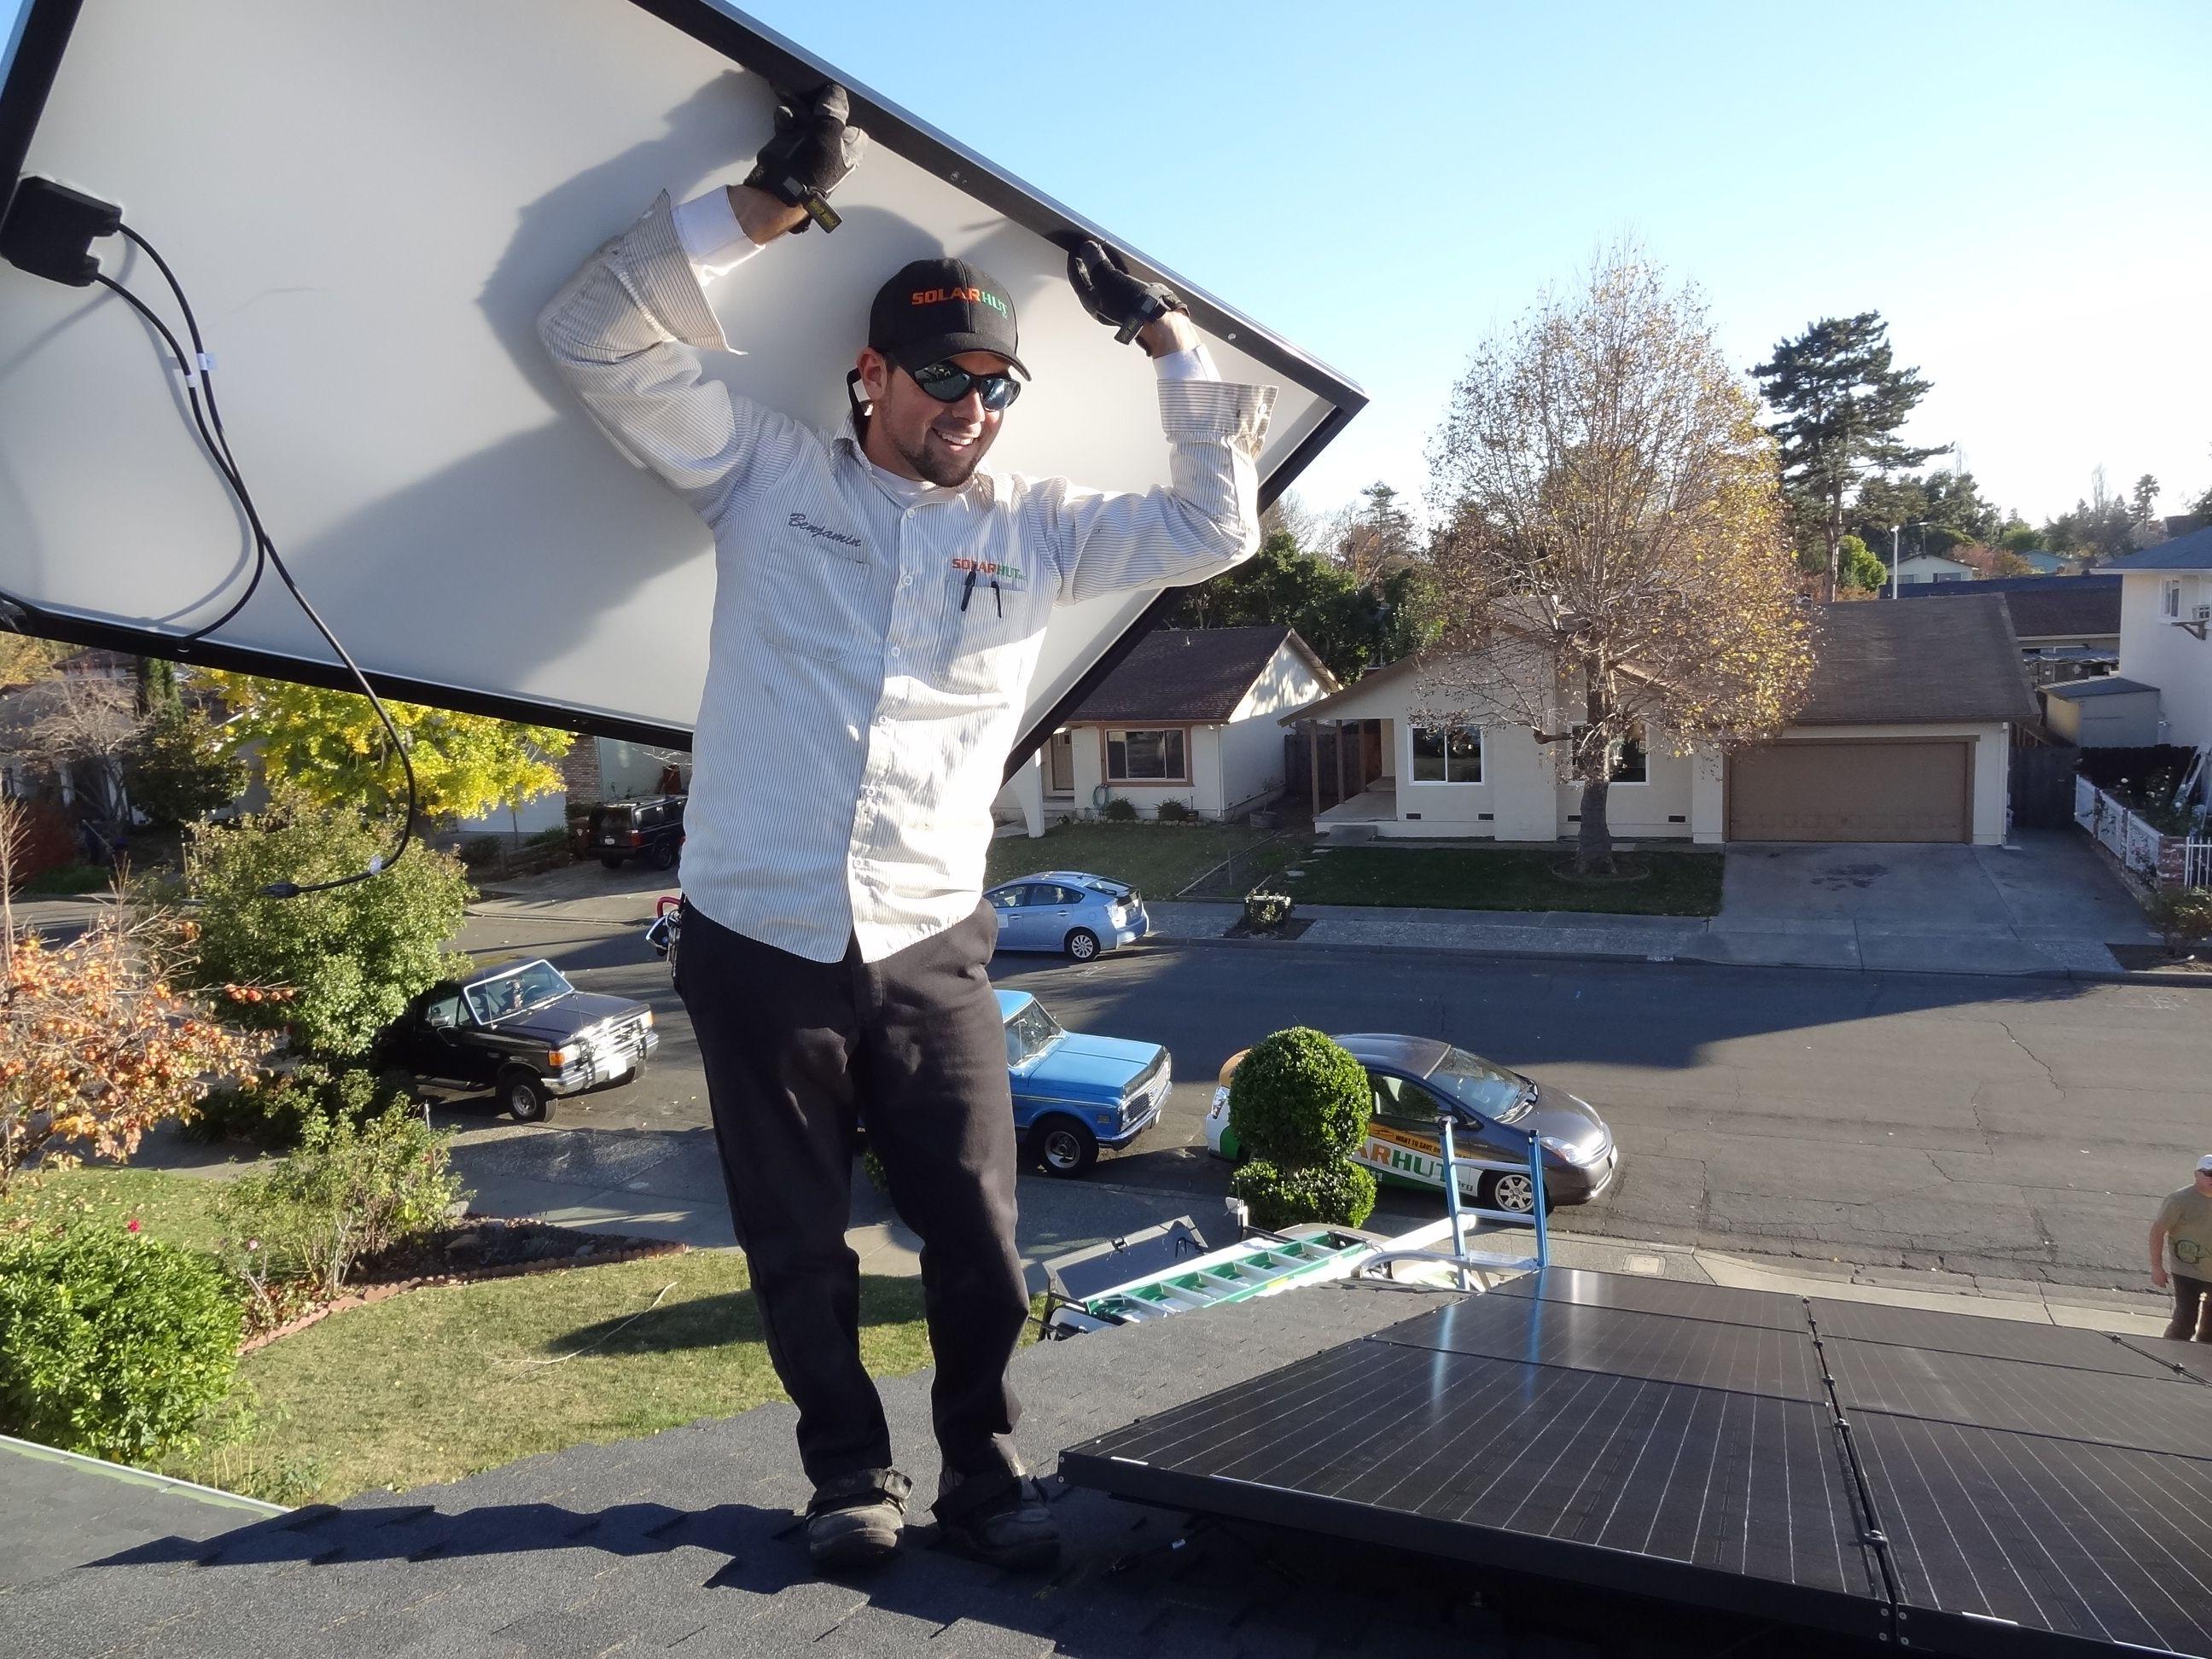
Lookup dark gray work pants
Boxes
[676,899,1027,1495]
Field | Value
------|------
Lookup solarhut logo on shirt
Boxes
[951,556,1026,585]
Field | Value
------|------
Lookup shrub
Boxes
[1155,798,1194,824]
[458,835,504,869]
[1099,798,1138,823]
[1231,1157,1377,1231]
[0,1224,242,1460]
[1243,890,1294,932]
[2,911,272,1197]
[187,1062,411,1150]
[1227,1027,1371,1167]
[218,1104,468,1307]
[184,794,474,1059]
[2146,887,2212,955]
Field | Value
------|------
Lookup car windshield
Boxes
[1004,1000,1065,1068]
[464,959,574,1023]
[1426,1045,1534,1121]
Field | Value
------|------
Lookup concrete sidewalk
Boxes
[444,1124,2174,1339]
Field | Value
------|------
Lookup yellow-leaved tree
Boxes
[203,673,573,825]
[1423,242,1816,873]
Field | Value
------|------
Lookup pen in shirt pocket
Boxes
[959,566,1002,617]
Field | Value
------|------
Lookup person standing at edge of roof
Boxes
[536,84,1273,1573]
[2150,1155,2212,1342]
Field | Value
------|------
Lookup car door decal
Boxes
[1359,1121,1480,1193]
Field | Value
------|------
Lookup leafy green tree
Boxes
[2040,468,2139,562]
[125,704,247,830]
[183,794,473,1059]
[1163,529,1429,682]
[1997,523,2042,554]
[1753,313,1945,597]
[204,672,572,824]
[1836,535,1888,594]
[0,635,67,692]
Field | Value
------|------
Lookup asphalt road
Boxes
[451,906,2212,1293]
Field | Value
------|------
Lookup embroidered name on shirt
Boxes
[789,512,864,549]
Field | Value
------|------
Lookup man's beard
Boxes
[894,424,988,488]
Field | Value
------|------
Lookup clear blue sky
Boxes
[6,0,2204,529]
[738,0,2209,532]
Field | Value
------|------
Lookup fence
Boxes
[2075,775,2206,889]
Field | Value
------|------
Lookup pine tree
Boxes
[1752,314,1944,599]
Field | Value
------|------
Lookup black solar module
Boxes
[1826,1338,2212,1458]
[1375,1294,1825,1402]
[1809,1299,2182,1380]
[1497,1267,1811,1332]
[2119,1334,2212,1385]
[1061,1270,2212,1656]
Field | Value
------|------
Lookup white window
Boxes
[2163,579,2183,620]
[1409,725,1482,783]
[1105,729,1186,783]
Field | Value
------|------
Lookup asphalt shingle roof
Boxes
[2104,524,2212,572]
[1068,627,1330,724]
[1798,596,2038,726]
[2045,676,2159,701]
[0,1280,1583,1659]
[1897,574,2120,639]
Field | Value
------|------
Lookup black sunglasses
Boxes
[907,359,1022,410]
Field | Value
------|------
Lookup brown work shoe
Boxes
[805,1469,911,1571]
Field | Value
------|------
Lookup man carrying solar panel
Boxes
[537,84,1272,1572]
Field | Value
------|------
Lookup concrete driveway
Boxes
[1711,830,2152,974]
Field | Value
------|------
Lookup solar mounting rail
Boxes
[1060,1266,2212,1657]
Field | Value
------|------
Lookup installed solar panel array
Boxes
[1061,1268,2212,1656]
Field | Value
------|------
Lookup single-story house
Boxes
[2013,550,2078,576]
[1902,573,2119,684]
[1889,552,1976,586]
[1283,596,2035,847]
[2103,525,2212,753]
[998,626,1336,833]
[2042,677,2163,748]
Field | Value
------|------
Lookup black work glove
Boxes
[743,82,866,233]
[1067,239,1187,345]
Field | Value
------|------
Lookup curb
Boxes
[1137,931,2212,987]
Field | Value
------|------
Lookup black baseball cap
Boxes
[868,258,1028,380]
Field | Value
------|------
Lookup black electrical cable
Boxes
[84,233,416,895]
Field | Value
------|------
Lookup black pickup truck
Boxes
[377,958,657,1121]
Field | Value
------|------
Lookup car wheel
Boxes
[1062,928,1100,963]
[652,840,678,870]
[599,855,624,870]
[1029,1117,1098,1178]
[499,1068,554,1123]
[1478,1170,1553,1215]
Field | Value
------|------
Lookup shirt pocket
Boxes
[935,558,1037,696]
[754,523,873,662]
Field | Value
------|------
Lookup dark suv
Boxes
[585,795,684,871]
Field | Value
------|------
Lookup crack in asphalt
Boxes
[1995,1018,2064,1094]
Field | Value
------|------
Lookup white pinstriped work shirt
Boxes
[538,191,1276,962]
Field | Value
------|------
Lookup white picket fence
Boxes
[2187,837,2212,889]
[2075,777,2167,878]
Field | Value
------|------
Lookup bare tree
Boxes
[27,674,143,824]
[1423,242,1814,873]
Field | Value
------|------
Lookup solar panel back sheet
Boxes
[1060,1268,2212,1656]
[0,0,1359,748]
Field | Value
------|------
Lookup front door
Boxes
[1046,731,1074,797]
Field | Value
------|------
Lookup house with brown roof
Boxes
[1002,626,1336,831]
[1901,573,2120,684]
[1280,596,2036,846]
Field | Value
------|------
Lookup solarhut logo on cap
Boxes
[911,285,1010,318]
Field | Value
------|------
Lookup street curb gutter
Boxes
[1136,933,2212,988]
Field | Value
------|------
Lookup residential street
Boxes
[451,895,2211,1295]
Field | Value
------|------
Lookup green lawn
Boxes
[15,864,113,895]
[987,820,1281,898]
[1281,847,1726,916]
[6,1167,956,1507]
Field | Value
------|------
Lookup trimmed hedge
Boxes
[1231,1158,1377,1231]
[1226,1027,1370,1167]
[0,1225,242,1460]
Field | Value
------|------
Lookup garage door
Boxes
[1727,740,1970,842]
